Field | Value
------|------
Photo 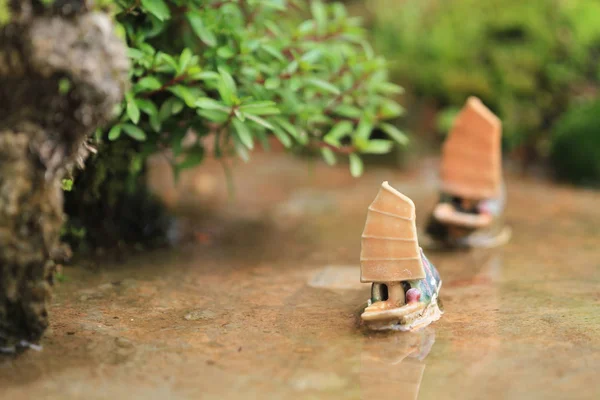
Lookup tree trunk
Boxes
[0,0,129,351]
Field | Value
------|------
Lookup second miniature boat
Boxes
[360,182,443,331]
[425,96,511,249]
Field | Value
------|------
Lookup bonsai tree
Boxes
[1,0,406,350]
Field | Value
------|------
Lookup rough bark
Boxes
[0,0,129,351]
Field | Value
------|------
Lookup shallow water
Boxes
[1,153,599,399]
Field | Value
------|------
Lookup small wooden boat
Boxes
[360,182,443,331]
[425,96,511,249]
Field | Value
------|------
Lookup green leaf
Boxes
[61,178,73,191]
[247,108,280,116]
[197,109,229,123]
[217,46,235,59]
[195,71,220,81]
[359,39,374,60]
[240,101,276,109]
[324,121,353,146]
[94,127,102,142]
[150,113,161,132]
[289,76,302,92]
[233,138,250,163]
[301,49,322,64]
[234,108,245,121]
[178,146,205,170]
[168,85,197,107]
[135,98,158,117]
[272,126,292,148]
[333,3,347,19]
[376,82,404,95]
[196,97,230,111]
[179,48,193,73]
[297,20,315,36]
[186,65,202,79]
[264,77,280,90]
[284,60,299,75]
[311,1,327,34]
[349,153,363,177]
[58,78,71,94]
[217,67,237,104]
[108,125,122,141]
[138,43,156,56]
[135,76,162,91]
[122,124,147,141]
[261,44,286,62]
[246,114,274,130]
[379,123,409,145]
[355,116,373,141]
[146,14,166,38]
[320,147,336,166]
[159,97,185,122]
[333,104,362,118]
[361,139,394,154]
[156,52,179,72]
[127,98,140,124]
[127,48,145,60]
[240,101,280,116]
[141,0,170,21]
[186,11,216,47]
[254,129,270,151]
[306,78,341,95]
[170,129,187,157]
[232,119,254,150]
[379,99,405,118]
[274,117,301,142]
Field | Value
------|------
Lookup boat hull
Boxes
[361,285,443,331]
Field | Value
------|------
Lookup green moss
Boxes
[63,139,172,251]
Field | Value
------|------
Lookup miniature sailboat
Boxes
[441,96,502,200]
[425,96,511,248]
[361,182,443,331]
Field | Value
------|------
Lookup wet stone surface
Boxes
[1,153,599,400]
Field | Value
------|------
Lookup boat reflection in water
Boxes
[360,328,436,400]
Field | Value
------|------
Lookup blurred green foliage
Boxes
[550,99,600,185]
[99,0,406,176]
[62,0,405,249]
[370,0,600,156]
[0,0,10,26]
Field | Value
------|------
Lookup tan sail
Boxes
[440,96,502,200]
[360,182,425,283]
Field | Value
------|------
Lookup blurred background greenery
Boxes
[349,0,600,183]
[54,0,600,252]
